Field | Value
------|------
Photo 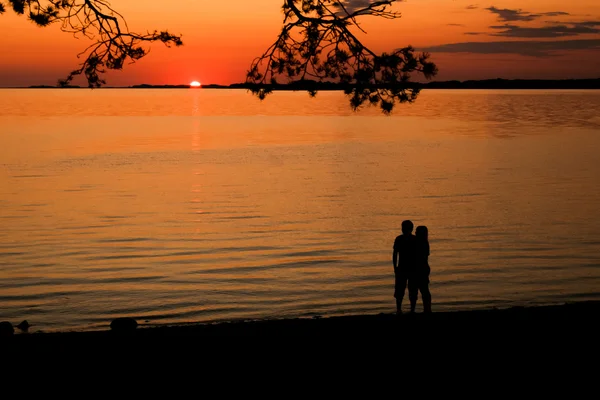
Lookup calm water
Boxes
[1,89,599,332]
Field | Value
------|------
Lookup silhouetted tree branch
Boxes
[247,0,438,113]
[1,0,437,113]
[0,0,182,87]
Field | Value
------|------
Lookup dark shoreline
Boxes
[5,78,600,90]
[3,305,594,383]
[7,300,599,339]
[4,302,597,368]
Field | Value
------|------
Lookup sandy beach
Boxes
[2,302,596,386]
[5,301,597,344]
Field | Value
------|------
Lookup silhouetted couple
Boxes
[393,220,432,314]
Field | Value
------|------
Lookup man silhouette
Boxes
[393,220,417,315]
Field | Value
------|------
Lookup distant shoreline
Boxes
[5,78,600,90]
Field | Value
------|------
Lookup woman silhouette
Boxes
[415,226,432,313]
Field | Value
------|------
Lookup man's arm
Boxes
[393,249,398,270]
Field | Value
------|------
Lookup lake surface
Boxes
[1,89,599,332]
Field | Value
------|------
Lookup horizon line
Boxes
[1,77,600,90]
[0,77,600,90]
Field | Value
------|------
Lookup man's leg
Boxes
[395,276,407,315]
[396,299,402,315]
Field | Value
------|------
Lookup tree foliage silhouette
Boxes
[1,0,437,112]
[248,1,437,113]
[0,0,182,87]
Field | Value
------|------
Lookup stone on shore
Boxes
[17,320,31,332]
[0,321,14,337]
[110,317,138,333]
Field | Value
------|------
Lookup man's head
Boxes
[401,220,414,234]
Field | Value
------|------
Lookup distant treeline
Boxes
[418,78,600,89]
[28,85,81,88]
[133,79,600,90]
[24,78,600,90]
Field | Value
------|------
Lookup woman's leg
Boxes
[421,282,432,313]
[408,278,419,313]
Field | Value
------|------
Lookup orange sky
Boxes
[0,0,599,86]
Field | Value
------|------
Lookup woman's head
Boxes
[416,225,428,239]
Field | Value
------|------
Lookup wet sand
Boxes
[6,301,597,343]
[3,302,596,383]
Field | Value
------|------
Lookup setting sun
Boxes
[190,81,201,88]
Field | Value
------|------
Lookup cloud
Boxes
[464,18,600,38]
[418,39,600,57]
[543,12,571,17]
[574,21,600,27]
[466,5,479,10]
[336,0,382,14]
[490,23,600,38]
[485,6,570,22]
[486,6,539,22]
[448,23,466,27]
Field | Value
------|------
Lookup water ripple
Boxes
[1,89,600,331]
